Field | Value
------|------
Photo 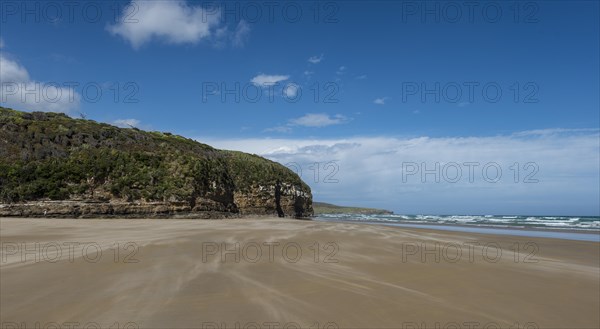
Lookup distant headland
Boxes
[313,202,393,215]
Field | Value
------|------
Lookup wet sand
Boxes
[1,218,599,328]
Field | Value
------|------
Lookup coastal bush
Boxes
[0,107,310,206]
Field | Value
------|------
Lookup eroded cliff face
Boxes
[0,107,313,218]
[234,183,313,218]
[0,201,230,218]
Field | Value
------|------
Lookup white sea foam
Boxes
[316,213,600,231]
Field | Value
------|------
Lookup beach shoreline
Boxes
[1,217,598,328]
[314,218,600,242]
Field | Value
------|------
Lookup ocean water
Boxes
[315,214,600,242]
[315,214,600,231]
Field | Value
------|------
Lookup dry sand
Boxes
[1,218,598,328]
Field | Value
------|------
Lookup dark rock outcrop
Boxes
[0,107,313,218]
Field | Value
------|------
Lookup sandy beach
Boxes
[1,218,598,329]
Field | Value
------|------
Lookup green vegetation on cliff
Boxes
[0,107,312,217]
[313,202,393,215]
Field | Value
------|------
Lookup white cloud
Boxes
[212,19,252,49]
[113,119,140,128]
[231,20,251,48]
[264,126,293,133]
[265,113,350,133]
[308,54,324,64]
[283,83,300,98]
[250,74,290,86]
[374,97,388,105]
[511,128,599,137]
[0,55,30,83]
[304,71,314,76]
[0,53,80,113]
[336,66,347,75]
[0,38,4,48]
[198,129,600,215]
[355,75,367,80]
[289,113,349,128]
[107,0,222,49]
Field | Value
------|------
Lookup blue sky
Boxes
[1,0,599,215]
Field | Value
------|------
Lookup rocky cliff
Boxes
[0,107,313,218]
